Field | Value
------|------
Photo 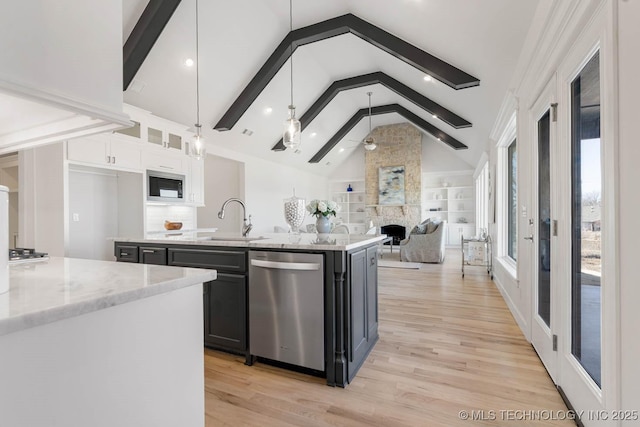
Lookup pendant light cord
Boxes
[368,92,372,133]
[289,0,294,108]
[195,0,201,129]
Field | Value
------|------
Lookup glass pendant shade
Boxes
[363,92,376,151]
[364,138,377,151]
[191,124,206,160]
[283,105,301,149]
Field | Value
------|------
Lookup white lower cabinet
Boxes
[447,223,476,246]
[67,136,141,171]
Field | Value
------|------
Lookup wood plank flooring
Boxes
[204,249,572,426]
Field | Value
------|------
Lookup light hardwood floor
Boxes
[204,249,572,426]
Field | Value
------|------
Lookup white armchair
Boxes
[399,220,446,263]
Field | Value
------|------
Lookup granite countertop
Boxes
[115,232,388,251]
[0,257,217,337]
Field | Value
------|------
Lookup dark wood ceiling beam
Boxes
[214,13,479,131]
[308,104,467,163]
[272,71,471,151]
[123,0,182,91]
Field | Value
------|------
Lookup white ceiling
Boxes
[122,0,539,176]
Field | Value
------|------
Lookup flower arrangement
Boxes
[306,199,340,218]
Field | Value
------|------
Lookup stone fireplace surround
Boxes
[364,123,422,231]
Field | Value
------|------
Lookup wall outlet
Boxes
[72,213,80,222]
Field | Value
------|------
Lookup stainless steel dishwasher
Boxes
[249,251,324,371]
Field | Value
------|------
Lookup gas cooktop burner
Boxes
[9,248,49,263]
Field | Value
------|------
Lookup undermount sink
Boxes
[196,235,267,242]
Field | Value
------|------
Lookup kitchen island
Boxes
[0,257,216,427]
[114,232,385,387]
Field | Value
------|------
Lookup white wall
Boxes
[19,143,66,256]
[68,168,118,261]
[331,146,366,181]
[244,157,328,233]
[617,0,640,411]
[202,145,329,234]
[197,154,244,233]
[421,135,474,172]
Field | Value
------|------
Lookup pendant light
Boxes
[364,92,377,151]
[283,0,301,150]
[190,0,206,160]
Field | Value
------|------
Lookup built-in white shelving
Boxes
[330,179,366,234]
[422,171,476,246]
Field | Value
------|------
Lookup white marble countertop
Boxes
[115,232,388,251]
[0,257,217,337]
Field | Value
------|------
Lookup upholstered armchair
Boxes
[399,220,446,263]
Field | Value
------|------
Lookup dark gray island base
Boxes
[114,233,383,387]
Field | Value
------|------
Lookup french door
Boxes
[529,77,558,382]
[556,44,609,424]
[531,6,616,421]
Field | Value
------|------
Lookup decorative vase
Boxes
[316,215,333,234]
[284,190,305,234]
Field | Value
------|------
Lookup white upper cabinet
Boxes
[0,1,130,154]
[67,135,142,172]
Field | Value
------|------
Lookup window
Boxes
[475,163,489,232]
[571,51,601,386]
[507,140,517,260]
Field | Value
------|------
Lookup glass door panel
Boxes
[168,133,183,150]
[147,127,163,146]
[570,52,601,387]
[538,111,551,328]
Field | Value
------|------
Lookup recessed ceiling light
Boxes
[339,148,345,153]
[185,58,194,67]
[432,114,437,119]
[423,75,432,82]
[310,132,317,138]
[437,137,441,141]
[264,107,273,114]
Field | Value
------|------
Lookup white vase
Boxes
[316,215,332,234]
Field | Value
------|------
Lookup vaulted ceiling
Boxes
[122,0,539,176]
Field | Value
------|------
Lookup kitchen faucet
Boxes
[217,198,252,237]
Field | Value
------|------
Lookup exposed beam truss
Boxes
[308,104,467,163]
[272,71,471,151]
[214,13,479,131]
[123,0,182,91]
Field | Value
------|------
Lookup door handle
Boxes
[251,259,320,271]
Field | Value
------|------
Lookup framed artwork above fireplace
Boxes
[378,165,405,205]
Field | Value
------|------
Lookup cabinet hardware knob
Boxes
[112,156,116,164]
[524,236,534,241]
[106,155,111,163]
[370,257,375,266]
[142,250,155,253]
[120,252,129,256]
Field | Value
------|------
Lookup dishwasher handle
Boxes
[251,259,321,271]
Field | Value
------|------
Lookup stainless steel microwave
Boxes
[147,170,185,202]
